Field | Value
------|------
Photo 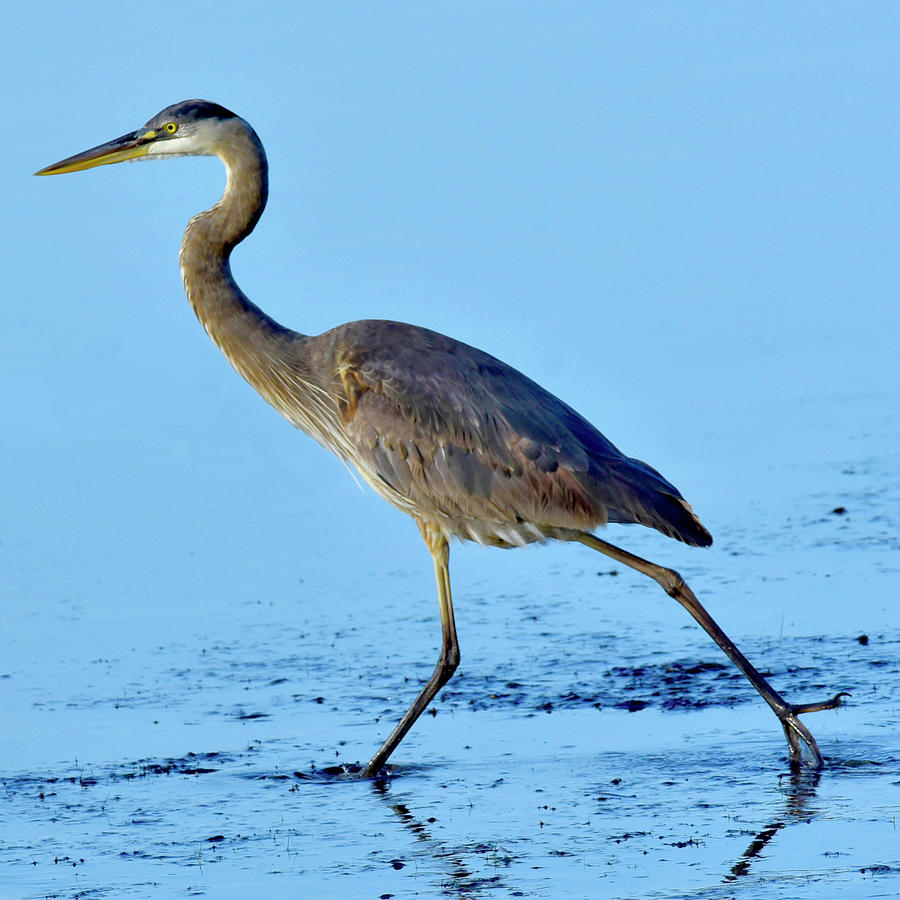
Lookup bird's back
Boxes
[296,320,712,549]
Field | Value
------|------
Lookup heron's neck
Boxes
[179,127,297,383]
[177,125,344,449]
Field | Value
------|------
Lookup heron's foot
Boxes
[779,691,849,769]
[291,760,398,781]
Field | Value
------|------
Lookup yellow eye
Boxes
[164,122,178,134]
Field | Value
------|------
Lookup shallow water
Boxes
[6,5,900,896]
[2,390,898,898]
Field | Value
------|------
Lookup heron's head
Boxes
[36,100,246,175]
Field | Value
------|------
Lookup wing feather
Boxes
[315,320,711,546]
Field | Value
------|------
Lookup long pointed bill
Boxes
[35,128,159,175]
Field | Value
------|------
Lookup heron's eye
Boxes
[164,122,178,135]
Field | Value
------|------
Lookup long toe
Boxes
[790,691,850,716]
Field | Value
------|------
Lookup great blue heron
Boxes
[36,100,845,775]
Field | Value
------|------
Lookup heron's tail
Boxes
[597,456,713,548]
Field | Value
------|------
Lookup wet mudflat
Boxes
[2,389,898,899]
[6,13,900,899]
[6,4,900,896]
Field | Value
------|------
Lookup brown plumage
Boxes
[36,100,845,775]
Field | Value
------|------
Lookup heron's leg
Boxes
[362,523,459,778]
[565,531,846,768]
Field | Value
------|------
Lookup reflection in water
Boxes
[372,777,514,898]
[724,769,821,882]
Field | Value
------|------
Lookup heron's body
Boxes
[37,100,843,775]
[174,104,710,551]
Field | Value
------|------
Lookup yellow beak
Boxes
[35,128,159,175]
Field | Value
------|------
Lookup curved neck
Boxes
[179,122,297,380]
[176,121,344,451]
